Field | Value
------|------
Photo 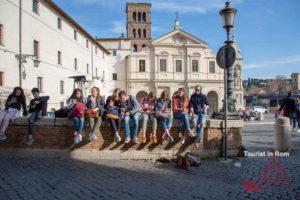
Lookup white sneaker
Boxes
[125,137,131,144]
[74,135,78,143]
[114,134,121,143]
[179,132,183,138]
[181,136,186,144]
[77,134,82,143]
[88,133,97,141]
[132,137,139,144]
[297,129,300,133]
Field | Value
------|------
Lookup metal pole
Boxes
[224,68,228,160]
[19,0,22,87]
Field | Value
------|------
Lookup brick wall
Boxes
[0,117,243,160]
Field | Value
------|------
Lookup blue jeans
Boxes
[193,114,206,141]
[73,117,84,133]
[124,113,139,138]
[159,117,173,130]
[174,112,190,131]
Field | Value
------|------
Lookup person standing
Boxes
[295,96,300,133]
[67,88,86,144]
[279,91,296,127]
[86,87,105,141]
[119,91,140,144]
[172,88,194,144]
[189,85,209,147]
[0,87,28,141]
[27,88,49,145]
[140,92,157,144]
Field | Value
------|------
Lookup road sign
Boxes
[216,45,236,69]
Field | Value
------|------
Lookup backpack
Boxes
[54,107,69,118]
[176,155,190,169]
[69,102,85,118]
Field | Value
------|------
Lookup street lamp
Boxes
[216,1,239,162]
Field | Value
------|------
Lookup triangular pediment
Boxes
[152,29,208,47]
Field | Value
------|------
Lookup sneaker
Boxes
[142,136,147,144]
[179,132,183,138]
[77,134,82,143]
[88,133,97,141]
[194,141,200,148]
[132,137,139,144]
[125,137,131,144]
[26,138,34,145]
[0,133,7,141]
[74,135,79,143]
[152,136,157,144]
[168,136,174,143]
[187,129,195,137]
[114,134,122,143]
[180,136,186,144]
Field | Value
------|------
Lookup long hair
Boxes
[68,88,83,103]
[11,87,26,105]
[91,87,101,104]
[147,91,155,101]
[160,91,168,100]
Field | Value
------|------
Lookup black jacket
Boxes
[29,96,49,116]
[279,96,296,117]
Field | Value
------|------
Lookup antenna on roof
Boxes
[174,11,180,30]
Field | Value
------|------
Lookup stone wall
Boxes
[0,117,243,160]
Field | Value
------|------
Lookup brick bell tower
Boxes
[126,3,152,52]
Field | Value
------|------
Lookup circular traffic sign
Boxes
[216,45,236,69]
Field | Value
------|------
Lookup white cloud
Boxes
[244,55,300,69]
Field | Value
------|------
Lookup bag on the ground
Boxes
[69,102,85,118]
[105,106,119,120]
[54,107,69,118]
[176,155,190,169]
[185,153,201,167]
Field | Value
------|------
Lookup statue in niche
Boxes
[234,66,241,88]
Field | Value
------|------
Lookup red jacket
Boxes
[172,96,189,113]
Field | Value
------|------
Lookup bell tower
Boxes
[126,3,152,52]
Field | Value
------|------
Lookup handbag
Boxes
[105,106,119,120]
[105,113,119,120]
[84,109,99,118]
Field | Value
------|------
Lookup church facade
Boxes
[125,19,243,113]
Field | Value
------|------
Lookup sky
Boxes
[53,0,300,80]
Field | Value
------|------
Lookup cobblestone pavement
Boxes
[0,121,300,200]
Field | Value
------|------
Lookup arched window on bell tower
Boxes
[133,12,137,21]
[133,44,137,52]
[138,12,141,22]
[133,29,136,38]
[142,12,146,22]
[138,29,141,38]
[143,29,146,38]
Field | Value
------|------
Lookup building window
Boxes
[60,102,64,108]
[33,40,39,59]
[86,64,89,74]
[95,47,97,54]
[74,58,77,70]
[133,44,137,52]
[0,25,3,46]
[138,12,141,22]
[112,73,117,80]
[138,29,141,38]
[192,60,199,72]
[95,68,98,77]
[139,60,146,72]
[58,51,62,65]
[37,77,43,92]
[86,40,89,48]
[176,60,182,72]
[74,30,77,40]
[209,61,215,73]
[57,17,62,30]
[143,29,146,38]
[60,81,64,94]
[142,12,146,22]
[142,44,146,48]
[32,0,39,14]
[160,59,167,72]
[0,72,4,86]
[133,12,137,21]
[113,50,117,56]
[133,29,136,38]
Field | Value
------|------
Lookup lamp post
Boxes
[216,1,238,161]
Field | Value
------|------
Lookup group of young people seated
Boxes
[0,85,209,147]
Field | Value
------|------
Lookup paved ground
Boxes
[0,116,300,200]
